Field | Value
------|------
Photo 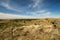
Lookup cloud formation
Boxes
[0,0,50,16]
[26,10,51,18]
[0,0,59,18]
[0,12,39,19]
[0,0,42,11]
[33,0,40,8]
[0,0,22,12]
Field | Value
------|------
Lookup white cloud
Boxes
[28,0,50,17]
[26,10,51,18]
[0,0,22,12]
[0,0,56,18]
[0,12,52,19]
[0,0,42,13]
[27,10,52,18]
[0,12,39,19]
[28,0,42,8]
[33,0,40,8]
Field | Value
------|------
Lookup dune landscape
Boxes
[0,0,60,40]
[0,18,60,40]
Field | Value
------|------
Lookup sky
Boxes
[0,0,60,19]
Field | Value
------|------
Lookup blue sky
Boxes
[0,0,60,18]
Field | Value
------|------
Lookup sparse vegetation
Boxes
[0,18,60,40]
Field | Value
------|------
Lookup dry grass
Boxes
[0,18,60,40]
